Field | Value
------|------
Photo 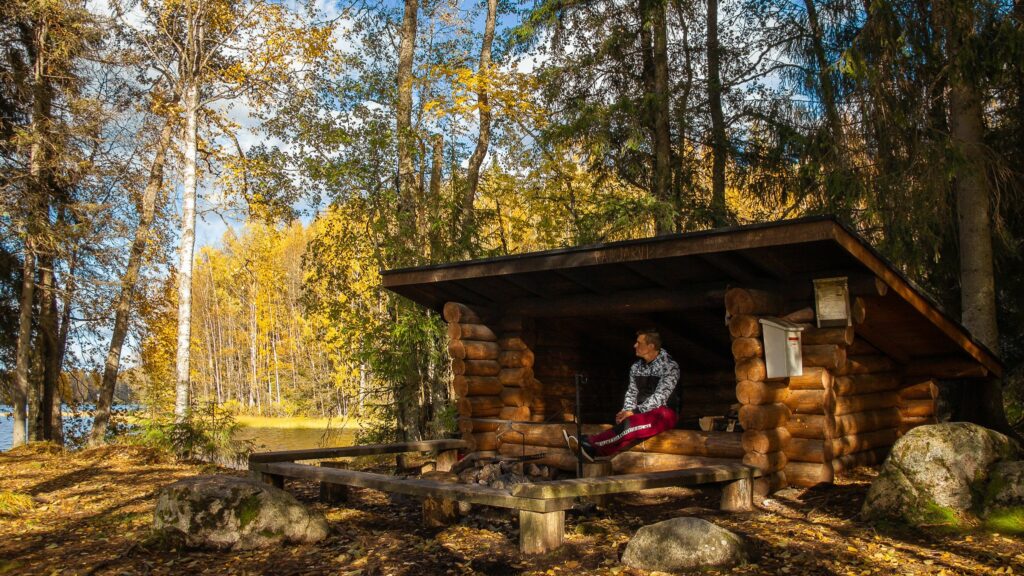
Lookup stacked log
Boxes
[529,325,584,422]
[445,302,503,452]
[825,339,900,474]
[493,315,536,426]
[898,378,938,435]
[727,288,788,495]
[782,366,836,487]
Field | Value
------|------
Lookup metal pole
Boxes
[574,372,586,478]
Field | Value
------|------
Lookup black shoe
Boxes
[579,441,596,463]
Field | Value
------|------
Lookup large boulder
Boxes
[621,517,747,571]
[861,423,1017,528]
[153,475,329,550]
[982,461,1024,533]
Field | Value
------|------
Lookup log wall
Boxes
[728,287,788,496]
[898,377,938,436]
[445,302,504,452]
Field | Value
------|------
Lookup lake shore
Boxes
[2,443,1022,575]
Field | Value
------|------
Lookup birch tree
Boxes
[116,0,327,420]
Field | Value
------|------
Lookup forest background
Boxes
[1,0,1022,449]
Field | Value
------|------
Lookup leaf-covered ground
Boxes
[1,444,1022,575]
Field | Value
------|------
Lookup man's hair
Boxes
[637,329,662,350]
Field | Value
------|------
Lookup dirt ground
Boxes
[1,444,1023,575]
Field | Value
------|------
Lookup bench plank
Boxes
[253,461,572,513]
[248,439,468,463]
[510,464,759,499]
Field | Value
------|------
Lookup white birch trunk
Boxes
[174,84,200,420]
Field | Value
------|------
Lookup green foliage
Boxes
[127,404,253,466]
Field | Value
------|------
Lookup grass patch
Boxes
[234,415,369,430]
[0,491,35,517]
[984,508,1024,535]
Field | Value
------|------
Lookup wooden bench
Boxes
[248,441,758,554]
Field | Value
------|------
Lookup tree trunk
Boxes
[707,0,728,225]
[651,0,672,234]
[427,133,444,260]
[396,0,419,240]
[38,254,59,442]
[174,84,200,420]
[460,0,497,245]
[941,0,1013,438]
[91,119,174,445]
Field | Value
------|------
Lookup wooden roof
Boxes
[381,216,1002,377]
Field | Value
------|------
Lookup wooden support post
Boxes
[581,459,614,506]
[720,472,753,512]
[520,509,564,554]
[422,471,459,527]
[250,469,284,489]
[319,461,349,504]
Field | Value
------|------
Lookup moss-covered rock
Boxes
[861,422,1017,528]
[152,475,328,550]
[981,461,1024,534]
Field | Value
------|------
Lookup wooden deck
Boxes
[248,441,760,554]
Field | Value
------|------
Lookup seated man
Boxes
[565,329,680,461]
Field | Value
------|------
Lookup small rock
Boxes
[621,517,747,571]
[152,475,329,550]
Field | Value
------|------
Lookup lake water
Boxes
[0,405,356,454]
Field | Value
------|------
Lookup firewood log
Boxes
[453,376,503,397]
[739,404,790,430]
[497,443,576,471]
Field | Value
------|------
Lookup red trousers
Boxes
[587,406,678,457]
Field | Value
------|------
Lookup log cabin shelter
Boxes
[380,215,1003,492]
